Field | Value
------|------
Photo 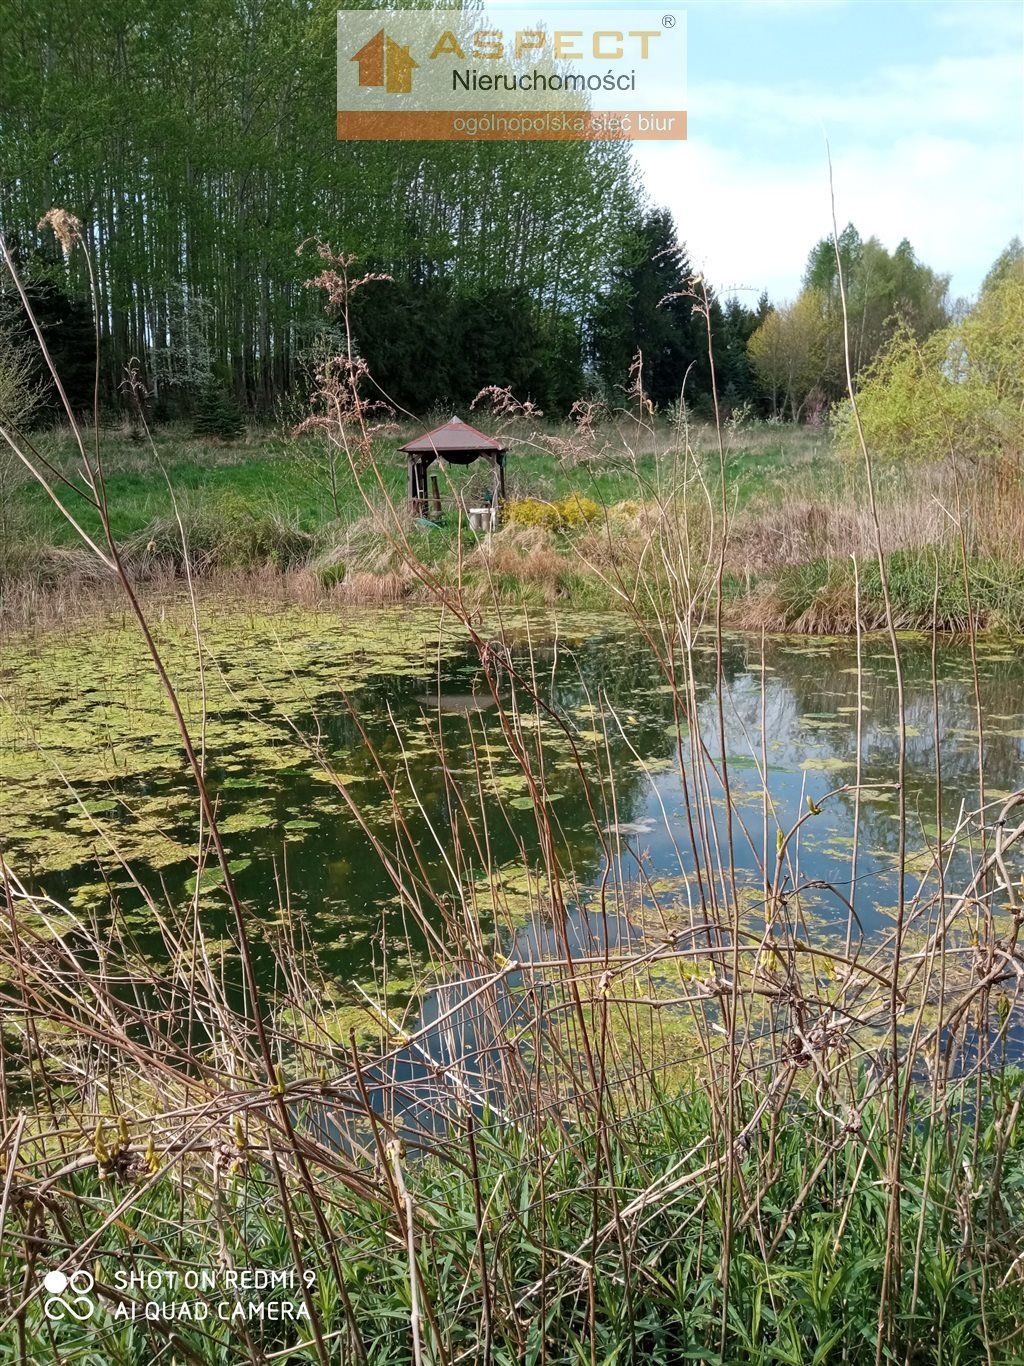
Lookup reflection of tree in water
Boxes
[499,633,1022,928]
[723,636,1024,874]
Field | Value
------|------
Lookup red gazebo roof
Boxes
[400,417,506,456]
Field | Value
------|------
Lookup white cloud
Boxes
[633,132,1023,303]
[687,52,1022,138]
[930,0,1024,44]
[634,43,1023,302]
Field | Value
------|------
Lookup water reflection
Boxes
[7,619,1023,985]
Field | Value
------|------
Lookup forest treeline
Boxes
[0,0,991,426]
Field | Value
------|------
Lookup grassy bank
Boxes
[5,1075,1022,1363]
[3,422,1023,633]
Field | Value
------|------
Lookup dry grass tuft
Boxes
[335,568,416,604]
[728,482,955,579]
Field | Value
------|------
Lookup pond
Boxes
[2,605,1022,1009]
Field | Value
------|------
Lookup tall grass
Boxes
[0,222,1022,1366]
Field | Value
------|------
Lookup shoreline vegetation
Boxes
[3,419,1024,637]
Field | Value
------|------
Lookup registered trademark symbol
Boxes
[662,14,676,27]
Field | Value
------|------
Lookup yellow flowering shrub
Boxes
[556,493,601,526]
[505,494,602,531]
[506,498,563,530]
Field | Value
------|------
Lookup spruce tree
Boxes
[590,209,709,411]
[192,375,243,440]
[1,235,96,421]
[716,295,771,416]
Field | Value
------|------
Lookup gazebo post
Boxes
[418,461,428,517]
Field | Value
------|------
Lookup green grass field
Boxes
[5,422,822,548]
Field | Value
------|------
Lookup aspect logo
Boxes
[43,1269,96,1321]
[351,30,419,95]
[337,6,687,142]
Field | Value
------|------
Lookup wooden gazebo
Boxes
[400,417,507,517]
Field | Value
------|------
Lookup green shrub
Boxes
[758,548,1024,633]
[772,557,843,618]
[126,496,313,575]
[316,558,347,590]
[861,548,1024,631]
[833,272,1024,464]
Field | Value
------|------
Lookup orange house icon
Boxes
[352,30,419,95]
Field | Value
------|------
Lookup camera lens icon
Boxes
[43,1269,95,1321]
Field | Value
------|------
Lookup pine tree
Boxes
[590,209,708,411]
[1,235,96,423]
[192,376,243,440]
[715,296,770,416]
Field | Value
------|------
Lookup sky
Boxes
[631,0,1024,306]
